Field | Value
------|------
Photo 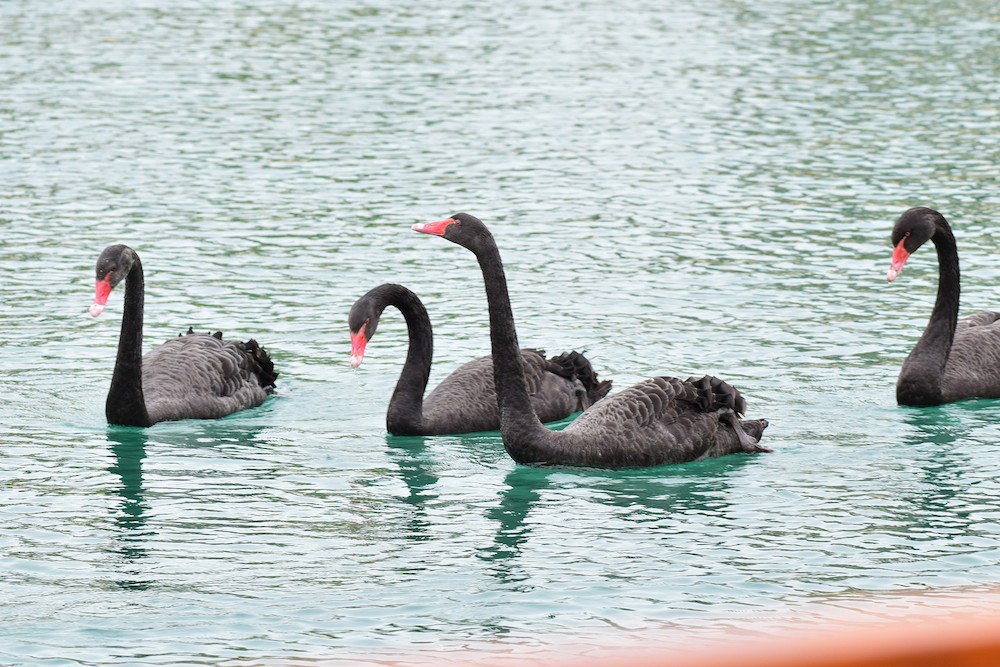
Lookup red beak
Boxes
[90,276,112,317]
[412,217,456,236]
[350,329,368,368]
[887,239,910,283]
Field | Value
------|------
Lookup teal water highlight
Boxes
[3,0,1000,664]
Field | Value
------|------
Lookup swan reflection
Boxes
[479,454,755,583]
[106,426,154,590]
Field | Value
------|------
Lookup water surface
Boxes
[3,0,1000,664]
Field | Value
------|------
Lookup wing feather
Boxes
[142,332,273,423]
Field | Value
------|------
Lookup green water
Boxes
[3,0,1000,664]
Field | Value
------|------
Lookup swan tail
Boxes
[740,418,769,445]
[716,411,770,454]
[738,418,770,453]
[685,375,747,415]
[545,350,613,406]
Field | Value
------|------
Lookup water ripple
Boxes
[4,0,1000,664]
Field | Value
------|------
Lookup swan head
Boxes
[91,244,137,317]
[412,212,491,253]
[887,207,941,282]
[348,284,427,369]
[348,296,381,369]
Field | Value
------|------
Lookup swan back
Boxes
[555,376,741,467]
[141,330,276,424]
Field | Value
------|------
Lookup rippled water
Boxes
[3,0,1000,664]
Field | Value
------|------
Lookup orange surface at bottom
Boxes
[536,591,1000,667]
[651,616,1000,667]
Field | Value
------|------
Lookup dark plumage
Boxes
[348,283,612,435]
[90,244,277,427]
[412,213,768,469]
[887,207,1000,406]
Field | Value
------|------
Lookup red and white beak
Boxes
[412,217,456,236]
[90,276,112,317]
[350,329,368,368]
[887,239,910,283]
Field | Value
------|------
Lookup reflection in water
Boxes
[106,426,153,590]
[479,455,755,584]
[901,406,963,447]
[104,422,275,590]
[479,465,550,585]
[149,420,272,452]
[899,406,972,538]
[473,414,578,576]
[385,434,439,541]
[384,429,517,540]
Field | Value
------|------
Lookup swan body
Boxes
[887,207,1000,406]
[349,283,612,435]
[90,244,277,427]
[413,213,768,469]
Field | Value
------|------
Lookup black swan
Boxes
[412,213,769,468]
[89,244,277,427]
[886,207,1000,406]
[349,283,612,435]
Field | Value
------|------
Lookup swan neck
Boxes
[929,224,960,341]
[473,237,549,445]
[899,222,959,405]
[381,286,433,434]
[108,254,151,426]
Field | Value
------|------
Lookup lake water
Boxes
[3,0,1000,664]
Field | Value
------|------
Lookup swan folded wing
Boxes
[557,375,754,467]
[956,311,1000,330]
[422,354,502,432]
[569,377,692,431]
[521,349,588,421]
[141,333,270,422]
[941,319,1000,401]
[421,350,589,432]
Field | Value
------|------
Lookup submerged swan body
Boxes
[413,213,769,468]
[887,207,1000,406]
[349,283,612,435]
[90,244,277,427]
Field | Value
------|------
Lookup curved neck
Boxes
[899,220,960,405]
[375,285,434,434]
[471,235,553,452]
[107,255,151,426]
